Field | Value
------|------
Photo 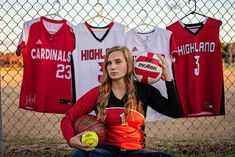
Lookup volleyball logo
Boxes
[134,52,162,84]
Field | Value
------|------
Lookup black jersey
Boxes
[107,81,183,118]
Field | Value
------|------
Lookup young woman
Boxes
[61,46,183,157]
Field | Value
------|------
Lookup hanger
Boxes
[86,2,113,25]
[44,0,63,20]
[136,9,155,32]
[180,0,206,21]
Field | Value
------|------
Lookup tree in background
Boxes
[222,42,235,66]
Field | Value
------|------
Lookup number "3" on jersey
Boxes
[194,55,200,76]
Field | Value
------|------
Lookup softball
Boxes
[81,131,99,148]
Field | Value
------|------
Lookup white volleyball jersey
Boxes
[125,27,178,121]
[72,22,125,100]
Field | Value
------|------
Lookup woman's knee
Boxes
[89,148,114,157]
[71,149,89,157]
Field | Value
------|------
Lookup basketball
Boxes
[134,52,163,84]
[73,114,106,147]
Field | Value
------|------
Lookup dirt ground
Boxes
[1,67,235,156]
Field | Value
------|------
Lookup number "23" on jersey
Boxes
[56,64,71,79]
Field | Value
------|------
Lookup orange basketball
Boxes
[73,114,106,147]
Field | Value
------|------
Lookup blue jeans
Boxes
[71,146,174,157]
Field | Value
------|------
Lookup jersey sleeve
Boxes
[139,81,183,118]
[60,86,100,143]
[16,18,39,56]
[169,32,178,62]
[16,23,27,56]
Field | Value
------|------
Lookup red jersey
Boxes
[167,17,225,117]
[61,86,144,150]
[16,16,75,113]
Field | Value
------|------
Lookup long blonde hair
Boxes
[96,46,136,122]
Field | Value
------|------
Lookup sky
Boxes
[0,0,234,53]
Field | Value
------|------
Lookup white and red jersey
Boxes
[72,22,125,100]
[125,27,178,121]
[167,17,225,117]
[16,16,75,113]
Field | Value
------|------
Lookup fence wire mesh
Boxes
[0,0,235,156]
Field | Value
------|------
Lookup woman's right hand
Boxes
[69,132,94,151]
[157,54,173,81]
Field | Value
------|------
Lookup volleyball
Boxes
[134,52,163,84]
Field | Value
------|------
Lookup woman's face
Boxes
[106,50,127,81]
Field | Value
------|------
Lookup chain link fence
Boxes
[1,0,235,156]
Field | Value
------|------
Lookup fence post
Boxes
[0,75,3,157]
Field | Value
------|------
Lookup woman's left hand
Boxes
[157,55,173,81]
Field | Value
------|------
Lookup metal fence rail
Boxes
[1,0,235,156]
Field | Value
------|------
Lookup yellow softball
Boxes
[81,131,99,148]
